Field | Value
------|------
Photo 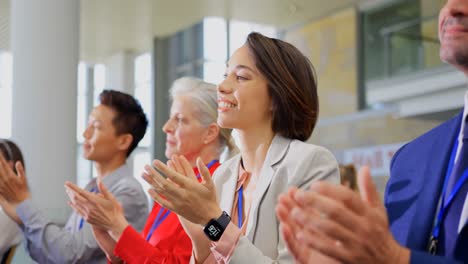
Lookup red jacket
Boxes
[113,161,220,264]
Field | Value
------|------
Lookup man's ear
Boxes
[118,134,134,153]
[204,123,220,145]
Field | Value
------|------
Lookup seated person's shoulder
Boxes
[394,112,461,161]
[282,139,339,185]
[286,139,337,166]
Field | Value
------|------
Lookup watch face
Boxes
[204,221,223,241]
[207,224,221,237]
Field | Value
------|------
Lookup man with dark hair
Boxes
[98,90,148,157]
[0,90,149,263]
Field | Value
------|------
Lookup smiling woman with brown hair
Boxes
[142,32,339,263]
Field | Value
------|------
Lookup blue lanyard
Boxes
[145,159,219,241]
[196,160,219,180]
[238,186,243,228]
[78,187,97,231]
[429,136,468,253]
[145,207,171,241]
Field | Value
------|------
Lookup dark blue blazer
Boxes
[385,111,468,264]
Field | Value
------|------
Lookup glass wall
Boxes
[361,0,440,81]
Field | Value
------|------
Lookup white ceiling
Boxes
[1,0,373,62]
[80,0,375,62]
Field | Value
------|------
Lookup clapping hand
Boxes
[65,181,129,240]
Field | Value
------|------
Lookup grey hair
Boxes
[169,77,238,159]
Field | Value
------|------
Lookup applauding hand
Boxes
[0,153,30,206]
[143,155,222,226]
[276,167,410,264]
[65,181,129,241]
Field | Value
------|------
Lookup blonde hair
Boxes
[169,77,238,159]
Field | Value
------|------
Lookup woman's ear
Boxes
[204,123,220,145]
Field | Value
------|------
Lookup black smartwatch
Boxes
[203,211,231,241]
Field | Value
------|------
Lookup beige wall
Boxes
[284,8,358,118]
[283,4,448,194]
[311,113,442,194]
[312,114,441,151]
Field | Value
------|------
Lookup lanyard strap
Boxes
[238,186,243,229]
[429,137,468,253]
[78,187,97,231]
[145,207,171,241]
[196,160,219,180]
[146,159,219,241]
[432,139,466,238]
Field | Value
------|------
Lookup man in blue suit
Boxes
[276,0,468,263]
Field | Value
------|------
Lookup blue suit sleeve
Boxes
[411,250,462,264]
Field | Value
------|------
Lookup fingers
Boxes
[281,223,339,264]
[65,186,90,206]
[290,205,356,247]
[142,164,184,207]
[293,189,362,232]
[357,166,382,208]
[176,156,198,180]
[307,181,365,215]
[64,182,86,198]
[169,156,184,175]
[143,163,180,194]
[142,165,159,187]
[0,194,6,206]
[277,188,307,244]
[0,153,13,182]
[65,182,87,195]
[68,200,88,218]
[196,157,214,187]
[152,159,189,189]
[15,162,26,182]
[148,188,174,210]
[97,181,115,203]
[280,223,303,261]
[64,182,96,205]
[276,190,298,224]
[0,153,9,177]
[293,224,350,264]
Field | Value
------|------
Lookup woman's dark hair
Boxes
[0,139,25,174]
[246,32,319,141]
[99,90,148,157]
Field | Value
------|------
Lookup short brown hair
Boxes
[246,32,319,141]
[99,90,148,157]
[0,139,25,173]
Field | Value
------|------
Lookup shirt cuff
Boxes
[16,198,39,228]
[210,222,242,263]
